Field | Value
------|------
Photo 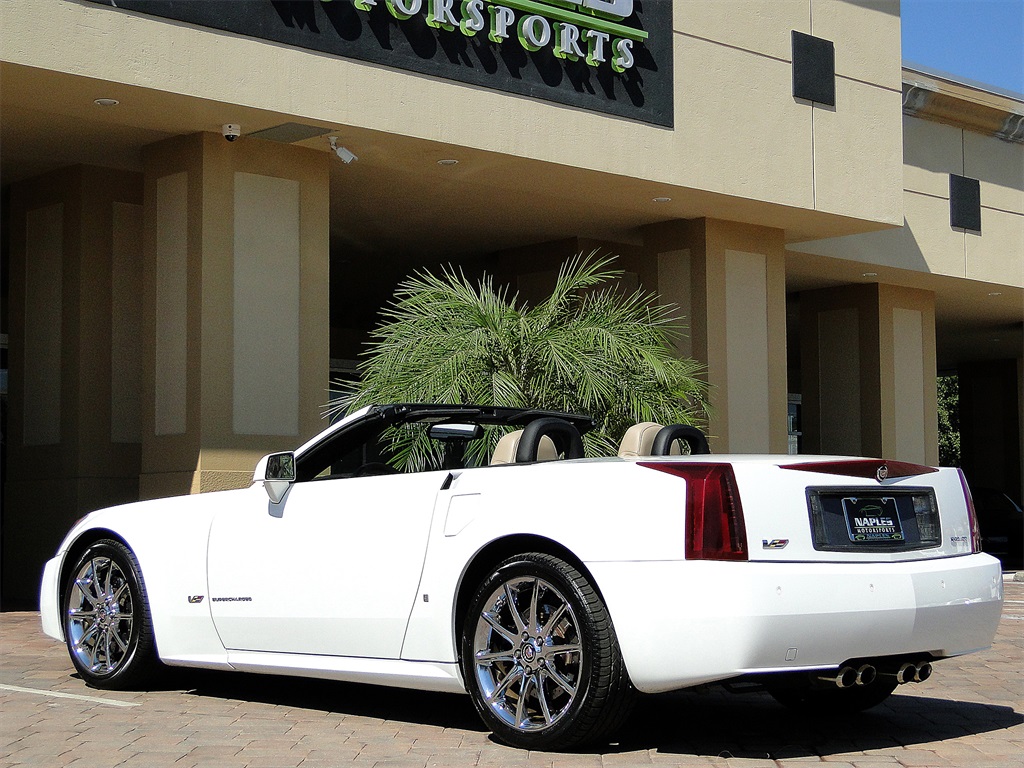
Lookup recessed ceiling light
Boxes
[437,159,459,166]
[652,197,671,203]
[94,98,119,107]
[862,272,878,278]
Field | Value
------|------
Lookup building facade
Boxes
[1,0,1022,606]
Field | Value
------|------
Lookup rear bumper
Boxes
[588,554,1003,694]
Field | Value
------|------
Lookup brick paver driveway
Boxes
[3,579,1022,767]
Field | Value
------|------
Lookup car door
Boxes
[206,470,446,659]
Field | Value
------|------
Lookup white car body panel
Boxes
[225,651,464,693]
[733,460,977,562]
[40,405,1004,703]
[39,557,63,640]
[207,471,445,658]
[590,555,1001,692]
[398,459,692,663]
[41,492,234,668]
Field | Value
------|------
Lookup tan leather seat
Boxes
[618,422,663,457]
[618,422,683,457]
[490,430,559,465]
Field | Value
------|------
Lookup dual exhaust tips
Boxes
[819,661,932,689]
[891,660,934,685]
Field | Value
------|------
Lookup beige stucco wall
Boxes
[138,133,330,499]
[4,165,145,605]
[645,219,790,453]
[791,113,1024,289]
[801,283,938,465]
[0,0,904,232]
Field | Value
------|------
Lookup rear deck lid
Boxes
[731,458,975,562]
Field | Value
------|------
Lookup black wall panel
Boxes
[950,174,982,232]
[792,31,835,106]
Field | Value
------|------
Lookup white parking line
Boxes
[0,683,140,707]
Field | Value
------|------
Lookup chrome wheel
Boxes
[462,554,634,750]
[472,575,584,732]
[62,539,159,689]
[67,555,135,675]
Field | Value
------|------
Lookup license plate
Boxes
[841,496,905,542]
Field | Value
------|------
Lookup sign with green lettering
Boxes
[83,0,672,126]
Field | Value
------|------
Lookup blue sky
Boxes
[901,0,1024,95]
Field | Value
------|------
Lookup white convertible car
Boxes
[40,404,1003,749]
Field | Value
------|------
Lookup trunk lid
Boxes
[728,457,975,563]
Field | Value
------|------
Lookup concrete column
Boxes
[800,283,938,464]
[139,133,329,499]
[3,165,144,607]
[644,219,789,454]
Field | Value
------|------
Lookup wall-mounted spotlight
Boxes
[328,136,358,164]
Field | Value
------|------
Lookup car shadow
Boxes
[157,669,1021,757]
[168,667,486,732]
[609,687,1024,758]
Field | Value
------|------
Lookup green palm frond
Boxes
[326,252,710,469]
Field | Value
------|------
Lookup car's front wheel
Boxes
[63,539,160,689]
[460,553,634,750]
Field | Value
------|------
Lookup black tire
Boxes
[460,553,634,750]
[62,539,160,689]
[768,677,899,714]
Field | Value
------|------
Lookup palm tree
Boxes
[327,253,709,468]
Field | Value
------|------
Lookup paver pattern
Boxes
[2,579,1022,768]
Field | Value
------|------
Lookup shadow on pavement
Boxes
[145,667,1021,758]
[612,687,1024,758]
[167,667,485,732]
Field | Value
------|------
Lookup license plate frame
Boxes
[841,496,906,543]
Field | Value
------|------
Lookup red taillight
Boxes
[639,463,748,561]
[957,469,983,553]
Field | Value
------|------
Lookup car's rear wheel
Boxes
[767,677,899,714]
[63,539,160,689]
[460,553,634,750]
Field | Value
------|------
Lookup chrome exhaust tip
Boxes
[896,662,916,685]
[818,666,860,689]
[887,660,933,684]
[855,664,877,686]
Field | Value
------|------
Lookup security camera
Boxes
[328,136,358,164]
[334,145,357,164]
[222,124,241,142]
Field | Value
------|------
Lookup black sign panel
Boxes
[82,0,673,127]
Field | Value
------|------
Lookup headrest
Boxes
[653,424,710,456]
[618,422,664,457]
[491,430,559,465]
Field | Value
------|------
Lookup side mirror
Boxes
[257,452,295,504]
